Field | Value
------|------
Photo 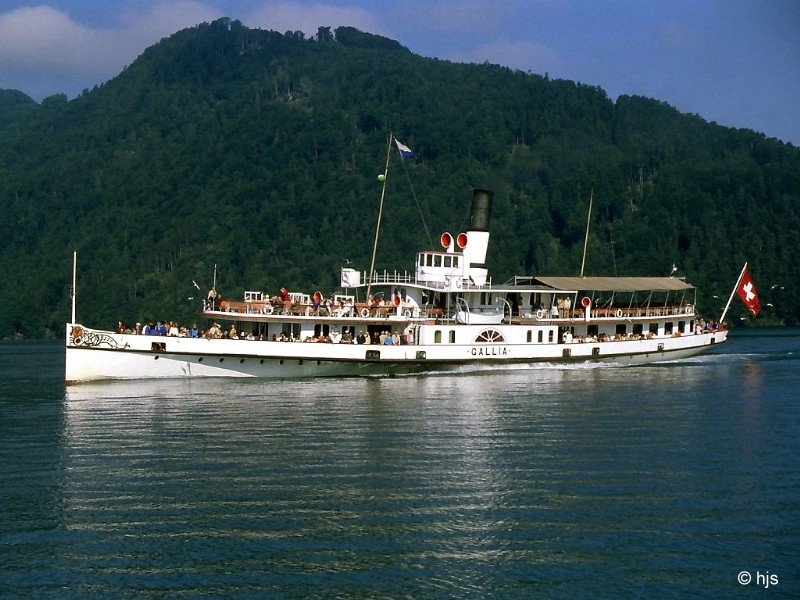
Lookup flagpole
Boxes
[366,132,393,300]
[71,251,77,324]
[719,262,748,325]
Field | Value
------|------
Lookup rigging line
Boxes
[580,154,598,278]
[398,150,434,249]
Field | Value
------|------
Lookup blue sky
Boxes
[0,0,798,145]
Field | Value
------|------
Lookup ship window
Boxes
[527,330,532,343]
[537,330,543,343]
[665,322,673,334]
[434,330,442,343]
[633,324,643,336]
[678,320,686,334]
[548,330,554,343]
[690,319,695,332]
[434,255,442,267]
[426,254,433,267]
[444,256,452,268]
[449,330,456,343]
[615,324,627,336]
[282,323,300,339]
[649,323,658,336]
[588,325,599,337]
[418,254,424,266]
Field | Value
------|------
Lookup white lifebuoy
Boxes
[360,308,370,318]
[455,279,462,288]
[263,305,274,315]
[615,309,623,318]
[536,309,545,319]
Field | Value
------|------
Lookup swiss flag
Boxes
[737,265,761,316]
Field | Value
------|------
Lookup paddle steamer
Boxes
[65,188,727,382]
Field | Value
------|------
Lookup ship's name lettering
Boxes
[470,346,508,357]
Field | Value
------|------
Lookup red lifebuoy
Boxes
[581,296,591,308]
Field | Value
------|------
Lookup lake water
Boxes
[1,330,798,598]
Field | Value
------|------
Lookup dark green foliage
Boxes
[1,20,798,337]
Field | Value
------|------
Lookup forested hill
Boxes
[0,18,798,338]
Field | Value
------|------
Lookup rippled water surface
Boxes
[1,330,799,597]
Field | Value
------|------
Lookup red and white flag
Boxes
[736,265,761,316]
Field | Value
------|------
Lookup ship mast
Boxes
[579,161,597,278]
[366,133,393,299]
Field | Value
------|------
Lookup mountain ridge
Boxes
[0,19,797,337]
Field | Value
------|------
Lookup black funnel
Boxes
[468,188,493,231]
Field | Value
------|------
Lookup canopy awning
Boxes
[533,276,694,292]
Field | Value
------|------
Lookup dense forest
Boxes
[0,19,798,338]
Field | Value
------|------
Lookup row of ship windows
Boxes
[418,253,460,268]
[432,329,556,344]
[431,321,695,344]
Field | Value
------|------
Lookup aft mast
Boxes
[579,162,596,278]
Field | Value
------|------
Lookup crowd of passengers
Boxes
[561,318,722,344]
[115,319,409,344]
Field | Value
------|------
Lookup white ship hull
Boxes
[65,323,727,383]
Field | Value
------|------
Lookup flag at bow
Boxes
[394,139,413,159]
[736,264,761,316]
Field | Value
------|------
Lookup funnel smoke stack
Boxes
[468,189,493,231]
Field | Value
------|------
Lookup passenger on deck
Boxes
[550,303,559,318]
[189,324,199,338]
[167,321,179,337]
[207,288,217,310]
[356,331,366,345]
[383,332,394,345]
